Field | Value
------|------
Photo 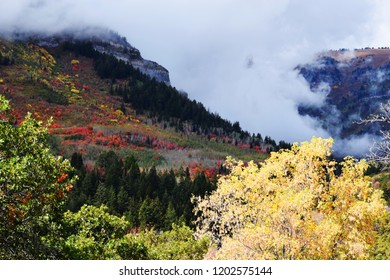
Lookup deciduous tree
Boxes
[62,204,129,259]
[359,101,390,166]
[0,95,76,259]
[194,137,387,259]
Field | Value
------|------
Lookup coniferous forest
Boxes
[66,150,217,230]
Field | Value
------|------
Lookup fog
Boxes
[1,0,389,155]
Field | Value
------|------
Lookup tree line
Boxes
[66,150,217,231]
[60,40,284,149]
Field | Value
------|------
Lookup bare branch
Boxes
[358,101,390,125]
[366,130,390,165]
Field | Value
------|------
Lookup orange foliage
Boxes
[57,173,68,183]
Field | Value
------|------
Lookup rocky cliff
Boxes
[4,27,170,85]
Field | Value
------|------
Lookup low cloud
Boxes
[0,0,388,156]
[333,134,378,157]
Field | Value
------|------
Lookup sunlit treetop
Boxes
[195,137,387,260]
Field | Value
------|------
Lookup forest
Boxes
[66,150,217,230]
[1,38,390,260]
[1,94,390,260]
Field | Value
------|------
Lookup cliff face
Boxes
[92,40,170,85]
[297,48,390,139]
[6,27,171,85]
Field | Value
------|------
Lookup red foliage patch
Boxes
[57,173,68,183]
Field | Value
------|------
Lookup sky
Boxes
[1,0,390,154]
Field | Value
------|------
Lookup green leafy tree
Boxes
[0,95,76,259]
[195,137,387,260]
[129,224,210,260]
[62,204,129,259]
[373,212,390,259]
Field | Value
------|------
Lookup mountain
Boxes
[4,27,170,85]
[0,28,279,172]
[297,48,390,140]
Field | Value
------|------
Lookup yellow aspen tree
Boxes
[194,137,387,259]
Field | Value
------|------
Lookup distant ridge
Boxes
[297,47,390,145]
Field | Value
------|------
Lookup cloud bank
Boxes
[1,0,389,155]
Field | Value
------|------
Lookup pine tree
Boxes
[163,202,178,231]
[93,183,108,207]
[117,186,129,215]
[138,196,163,229]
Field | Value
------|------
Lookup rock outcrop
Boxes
[5,27,171,85]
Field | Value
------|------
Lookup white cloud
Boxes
[0,0,388,154]
[333,134,377,157]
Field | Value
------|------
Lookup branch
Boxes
[357,101,390,125]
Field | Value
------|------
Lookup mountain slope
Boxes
[297,48,390,140]
[0,30,275,171]
[6,27,170,85]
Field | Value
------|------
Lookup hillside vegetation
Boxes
[0,37,277,168]
[1,34,390,260]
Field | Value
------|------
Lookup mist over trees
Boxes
[359,101,390,166]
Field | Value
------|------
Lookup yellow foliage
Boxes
[115,109,124,116]
[194,137,387,260]
[130,116,140,123]
[70,89,80,94]
[71,60,80,65]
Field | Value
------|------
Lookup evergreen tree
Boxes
[70,152,84,170]
[93,183,108,207]
[117,186,129,215]
[139,197,163,230]
[81,170,99,198]
[145,166,160,198]
[124,156,141,196]
[107,186,118,214]
[159,170,176,201]
[192,172,208,196]
[125,198,141,228]
[104,157,123,191]
[163,202,178,231]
